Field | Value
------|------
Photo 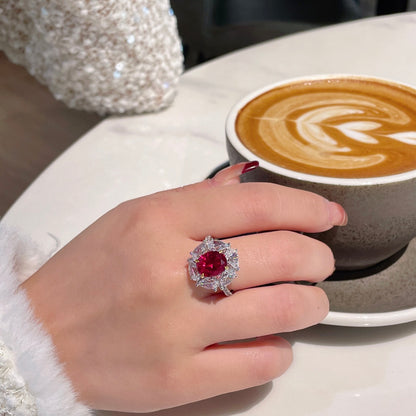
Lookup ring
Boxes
[188,236,239,296]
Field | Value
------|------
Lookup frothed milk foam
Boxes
[236,77,416,178]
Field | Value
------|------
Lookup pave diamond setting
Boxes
[188,236,239,296]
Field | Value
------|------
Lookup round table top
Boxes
[4,12,416,416]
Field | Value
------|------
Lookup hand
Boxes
[21,163,347,412]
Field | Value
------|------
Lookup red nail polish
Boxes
[241,161,259,174]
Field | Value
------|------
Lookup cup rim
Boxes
[226,74,416,186]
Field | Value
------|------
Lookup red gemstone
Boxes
[197,251,227,277]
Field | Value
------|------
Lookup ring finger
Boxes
[227,231,335,291]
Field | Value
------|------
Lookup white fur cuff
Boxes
[0,225,91,416]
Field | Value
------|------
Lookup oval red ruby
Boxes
[197,251,227,277]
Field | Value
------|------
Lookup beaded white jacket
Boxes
[0,1,183,414]
[0,0,183,114]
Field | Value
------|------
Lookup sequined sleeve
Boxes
[0,0,183,114]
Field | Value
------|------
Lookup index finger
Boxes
[167,182,346,240]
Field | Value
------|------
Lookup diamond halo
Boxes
[188,236,239,296]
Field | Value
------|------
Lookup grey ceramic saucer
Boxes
[320,237,416,327]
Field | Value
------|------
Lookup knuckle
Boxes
[245,344,291,385]
[251,356,278,384]
[280,285,329,328]
[273,232,302,277]
[275,287,303,328]
[274,232,335,281]
[266,285,314,331]
[306,193,332,229]
[302,237,336,281]
[135,265,182,305]
[311,286,330,320]
[119,193,176,233]
[240,184,278,225]
[317,242,336,278]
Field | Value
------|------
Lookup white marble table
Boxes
[4,12,416,416]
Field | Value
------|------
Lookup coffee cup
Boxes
[226,74,416,271]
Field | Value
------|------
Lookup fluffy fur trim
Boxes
[0,224,91,415]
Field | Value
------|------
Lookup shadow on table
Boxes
[286,319,416,347]
[94,322,416,416]
[96,382,272,416]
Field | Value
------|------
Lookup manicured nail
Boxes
[241,160,260,174]
[213,161,259,185]
[328,201,348,226]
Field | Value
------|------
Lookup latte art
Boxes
[260,94,416,171]
[236,78,416,178]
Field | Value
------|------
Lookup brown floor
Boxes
[0,52,103,217]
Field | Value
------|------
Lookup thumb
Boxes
[210,161,259,186]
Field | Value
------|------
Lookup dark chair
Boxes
[171,0,409,68]
[377,0,408,15]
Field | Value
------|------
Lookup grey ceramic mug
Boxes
[225,75,416,271]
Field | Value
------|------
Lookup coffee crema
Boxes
[236,77,416,178]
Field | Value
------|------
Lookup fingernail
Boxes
[328,201,348,226]
[241,160,260,174]
[213,161,259,185]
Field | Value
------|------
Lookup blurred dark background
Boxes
[0,0,414,216]
[171,0,411,67]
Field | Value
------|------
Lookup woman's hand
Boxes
[21,163,347,412]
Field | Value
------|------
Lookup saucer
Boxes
[320,237,416,327]
[209,162,416,327]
